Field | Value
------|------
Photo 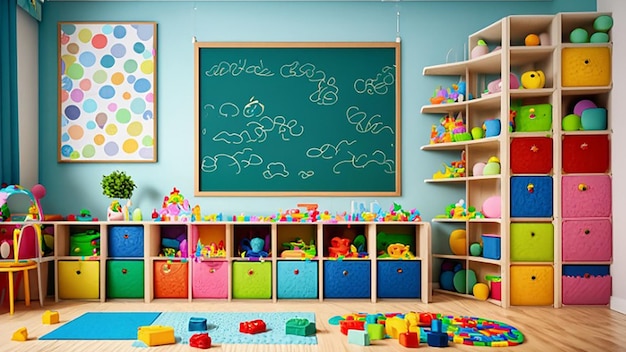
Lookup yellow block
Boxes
[11,328,28,341]
[385,316,408,339]
[42,310,60,324]
[137,325,175,346]
[562,47,611,87]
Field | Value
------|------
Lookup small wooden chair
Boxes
[0,223,43,315]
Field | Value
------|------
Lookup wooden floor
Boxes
[1,294,625,352]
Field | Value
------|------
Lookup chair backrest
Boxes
[12,223,42,263]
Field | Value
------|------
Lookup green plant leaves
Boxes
[101,170,136,199]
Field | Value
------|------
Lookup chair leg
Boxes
[37,262,44,308]
[8,271,14,315]
[23,270,31,307]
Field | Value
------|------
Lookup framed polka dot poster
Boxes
[58,22,157,162]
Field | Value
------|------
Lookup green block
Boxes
[367,323,385,340]
[285,318,316,336]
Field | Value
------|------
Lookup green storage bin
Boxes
[232,261,272,299]
[70,230,100,256]
[106,260,145,298]
[510,223,554,262]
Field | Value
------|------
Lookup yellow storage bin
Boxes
[510,265,553,306]
[58,261,100,299]
[561,47,611,87]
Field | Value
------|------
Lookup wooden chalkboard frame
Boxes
[194,42,401,196]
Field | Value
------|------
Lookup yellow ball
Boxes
[449,229,467,255]
[473,282,490,300]
[525,34,540,46]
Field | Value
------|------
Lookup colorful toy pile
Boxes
[330,312,524,347]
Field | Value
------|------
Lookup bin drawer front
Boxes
[153,261,188,298]
[192,260,228,299]
[562,175,611,218]
[277,260,318,299]
[108,226,144,257]
[232,261,272,299]
[323,260,371,298]
[562,219,612,262]
[562,135,610,174]
[107,260,144,298]
[510,137,553,174]
[510,223,554,262]
[510,176,553,217]
[510,265,553,306]
[377,260,421,298]
[59,261,100,299]
[562,265,611,305]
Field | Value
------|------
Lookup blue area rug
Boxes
[39,312,161,340]
[149,312,317,345]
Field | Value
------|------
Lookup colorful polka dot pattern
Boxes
[59,23,156,161]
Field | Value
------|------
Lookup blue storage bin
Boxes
[510,176,553,217]
[277,260,318,299]
[482,235,501,260]
[377,260,421,298]
[323,260,370,298]
[108,225,145,257]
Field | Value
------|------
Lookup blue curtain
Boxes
[0,0,19,185]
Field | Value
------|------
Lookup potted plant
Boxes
[101,170,136,221]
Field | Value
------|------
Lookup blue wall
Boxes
[38,0,595,220]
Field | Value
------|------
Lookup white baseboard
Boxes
[610,296,626,315]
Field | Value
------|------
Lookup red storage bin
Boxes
[562,135,610,174]
[510,137,553,174]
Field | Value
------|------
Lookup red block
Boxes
[340,320,365,335]
[399,332,420,348]
[189,333,212,349]
[239,320,267,334]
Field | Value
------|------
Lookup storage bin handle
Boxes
[578,183,588,191]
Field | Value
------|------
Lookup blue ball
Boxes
[440,271,455,291]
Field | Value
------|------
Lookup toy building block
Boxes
[339,319,365,335]
[42,310,60,324]
[137,325,175,346]
[385,316,408,339]
[367,323,385,340]
[239,319,267,334]
[427,319,449,347]
[189,333,212,349]
[189,317,208,331]
[347,329,370,346]
[11,328,28,341]
[399,332,420,348]
[285,318,316,336]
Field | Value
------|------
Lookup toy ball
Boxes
[469,242,482,256]
[594,15,613,32]
[453,269,477,294]
[581,108,607,131]
[524,34,540,46]
[539,32,551,46]
[471,126,484,139]
[440,271,455,291]
[590,32,610,43]
[573,99,597,116]
[570,28,589,43]
[521,70,545,89]
[482,160,500,176]
[31,184,46,199]
[473,283,490,301]
[482,196,501,218]
[562,113,582,131]
[449,229,467,256]
[473,162,486,177]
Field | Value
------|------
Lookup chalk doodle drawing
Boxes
[204,59,274,77]
[306,140,394,175]
[298,170,314,179]
[354,65,396,95]
[200,147,263,175]
[280,61,339,106]
[262,162,289,179]
[346,106,394,135]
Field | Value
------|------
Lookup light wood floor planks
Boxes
[1,294,625,352]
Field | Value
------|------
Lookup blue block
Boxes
[347,330,370,346]
[427,332,449,347]
[188,317,207,331]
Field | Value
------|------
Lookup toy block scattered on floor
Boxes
[42,310,60,324]
[286,318,316,336]
[11,328,28,341]
[340,319,365,335]
[385,316,408,339]
[189,333,212,349]
[367,323,385,340]
[400,331,420,348]
[189,317,207,331]
[137,325,175,346]
[427,319,449,347]
[347,329,370,346]
[239,319,267,334]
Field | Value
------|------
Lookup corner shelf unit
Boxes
[421,12,612,308]
[1,220,432,304]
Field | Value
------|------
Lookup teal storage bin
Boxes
[482,235,501,260]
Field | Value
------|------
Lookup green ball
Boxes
[594,15,613,32]
[590,32,610,43]
[470,242,482,256]
[471,127,484,139]
[570,28,589,43]
[562,113,581,131]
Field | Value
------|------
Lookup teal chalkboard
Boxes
[194,42,401,196]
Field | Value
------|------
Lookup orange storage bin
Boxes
[153,261,188,298]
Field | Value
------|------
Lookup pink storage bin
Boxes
[562,219,612,262]
[561,175,611,218]
[192,260,228,299]
[562,275,611,305]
